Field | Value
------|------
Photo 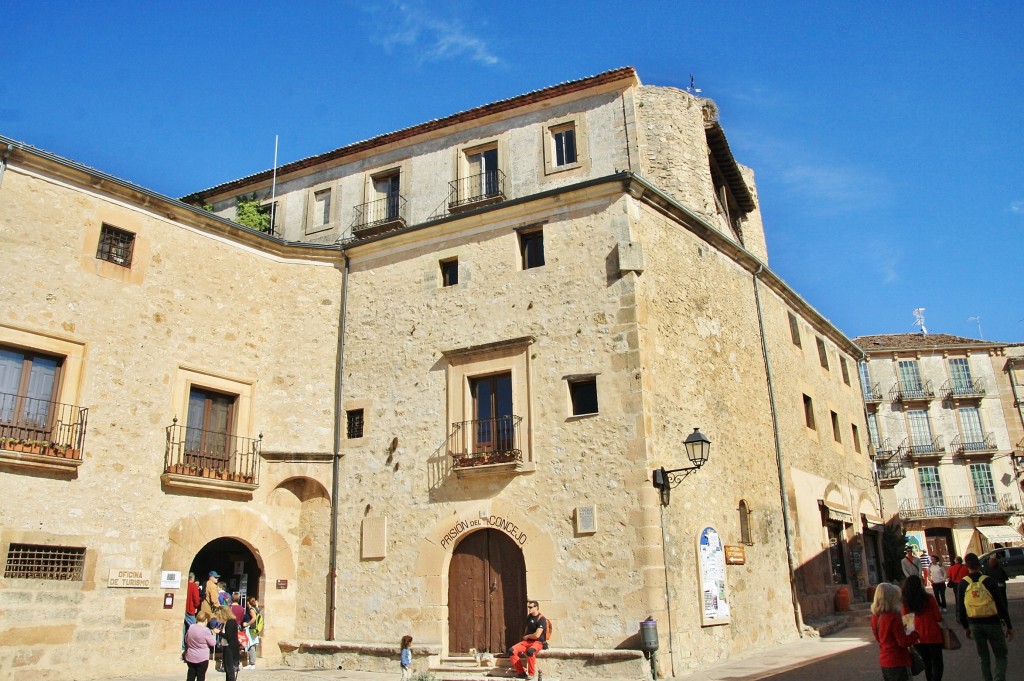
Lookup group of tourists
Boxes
[182,571,265,681]
[877,549,1013,681]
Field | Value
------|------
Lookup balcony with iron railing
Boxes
[447,170,507,212]
[352,194,407,238]
[0,391,88,468]
[862,382,885,403]
[870,438,904,486]
[898,492,1018,520]
[889,379,935,403]
[897,434,945,461]
[951,432,998,456]
[163,419,262,493]
[942,377,986,400]
[448,415,524,478]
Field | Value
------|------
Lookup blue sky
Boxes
[3,1,1021,342]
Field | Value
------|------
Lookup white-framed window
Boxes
[907,409,934,451]
[305,183,338,234]
[958,407,985,447]
[948,358,974,393]
[917,466,945,516]
[866,412,881,448]
[970,462,998,511]
[898,359,924,394]
[543,116,588,176]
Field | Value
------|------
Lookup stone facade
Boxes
[2,67,876,680]
[854,334,1024,562]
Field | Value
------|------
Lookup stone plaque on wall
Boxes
[575,505,597,534]
[362,516,387,559]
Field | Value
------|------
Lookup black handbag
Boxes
[909,646,925,676]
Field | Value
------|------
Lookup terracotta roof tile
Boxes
[852,333,1004,352]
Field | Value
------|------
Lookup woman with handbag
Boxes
[873,582,920,681]
[902,575,945,681]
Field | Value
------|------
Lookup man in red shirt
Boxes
[183,571,201,651]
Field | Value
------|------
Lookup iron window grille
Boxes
[346,409,365,439]
[4,543,85,580]
[96,224,135,267]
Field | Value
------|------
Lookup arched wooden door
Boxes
[448,529,526,655]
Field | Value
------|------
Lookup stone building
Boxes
[853,333,1024,561]
[1,68,876,680]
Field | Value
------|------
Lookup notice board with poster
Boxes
[697,526,731,627]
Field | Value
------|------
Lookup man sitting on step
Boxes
[509,600,547,680]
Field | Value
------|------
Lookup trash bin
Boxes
[639,618,659,652]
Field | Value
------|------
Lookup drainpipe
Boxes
[327,253,350,639]
[0,144,13,189]
[751,265,804,635]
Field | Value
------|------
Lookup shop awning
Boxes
[977,525,1024,544]
[819,499,853,524]
[862,513,886,531]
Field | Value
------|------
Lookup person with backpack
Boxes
[956,552,1013,681]
[243,597,264,670]
[509,600,548,681]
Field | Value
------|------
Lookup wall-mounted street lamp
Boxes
[652,428,711,506]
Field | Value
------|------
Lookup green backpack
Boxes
[963,575,997,618]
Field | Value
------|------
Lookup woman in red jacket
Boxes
[872,582,920,680]
[902,574,945,681]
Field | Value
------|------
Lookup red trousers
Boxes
[509,639,544,676]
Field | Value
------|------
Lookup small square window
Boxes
[346,409,365,439]
[840,357,851,386]
[519,229,545,269]
[803,394,816,430]
[816,337,829,370]
[788,312,801,348]
[441,259,459,287]
[552,124,577,167]
[831,411,842,443]
[96,224,135,267]
[569,377,599,416]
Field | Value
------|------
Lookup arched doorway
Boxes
[190,537,262,602]
[448,529,526,655]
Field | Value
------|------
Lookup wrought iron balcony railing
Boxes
[942,377,986,400]
[862,382,885,403]
[889,379,935,402]
[874,453,906,487]
[448,169,506,211]
[448,415,523,468]
[164,421,261,485]
[951,432,997,455]
[897,434,945,459]
[898,493,1017,520]
[0,391,88,461]
[352,194,407,237]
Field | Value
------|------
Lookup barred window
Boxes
[5,544,85,580]
[96,224,135,267]
[346,409,365,439]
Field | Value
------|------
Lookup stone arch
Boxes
[414,499,558,653]
[162,508,297,663]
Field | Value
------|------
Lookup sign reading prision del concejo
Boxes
[107,568,151,588]
[440,514,528,550]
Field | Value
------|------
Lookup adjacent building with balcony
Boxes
[2,68,878,680]
[854,333,1024,562]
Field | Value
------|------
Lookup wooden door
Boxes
[448,529,526,655]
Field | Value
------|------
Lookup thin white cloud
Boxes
[1010,200,1024,215]
[367,1,500,67]
[731,131,891,215]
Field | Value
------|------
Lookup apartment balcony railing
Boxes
[164,421,261,486]
[942,377,986,400]
[352,194,407,238]
[448,415,523,470]
[889,379,935,403]
[897,434,945,460]
[951,432,998,455]
[448,169,507,212]
[873,446,906,487]
[0,391,88,462]
[898,493,1018,520]
[862,382,885,403]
